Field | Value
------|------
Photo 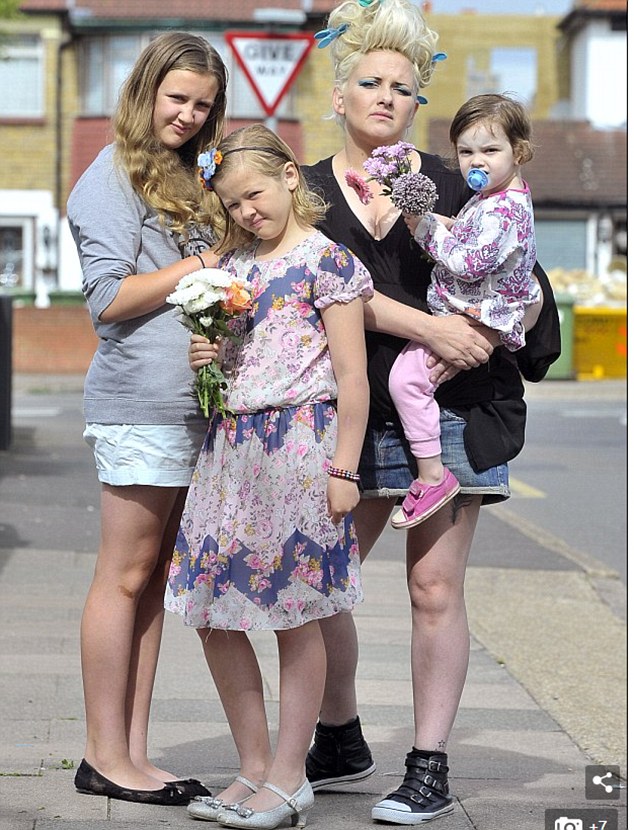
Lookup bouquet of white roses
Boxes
[167,268,251,418]
[345,140,438,215]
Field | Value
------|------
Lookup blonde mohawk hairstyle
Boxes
[325,0,439,91]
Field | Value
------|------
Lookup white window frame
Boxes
[78,32,294,120]
[0,34,45,118]
[0,218,34,292]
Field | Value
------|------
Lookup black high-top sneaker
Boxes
[371,748,453,824]
[306,716,376,791]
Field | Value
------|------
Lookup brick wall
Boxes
[13,305,97,373]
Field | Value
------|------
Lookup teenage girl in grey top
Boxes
[67,32,227,805]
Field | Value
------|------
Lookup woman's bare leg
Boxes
[317,497,393,723]
[406,497,481,750]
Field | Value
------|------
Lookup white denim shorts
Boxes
[84,422,208,487]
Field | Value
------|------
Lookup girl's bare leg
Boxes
[198,629,272,804]
[127,488,188,782]
[81,484,185,790]
[241,621,326,812]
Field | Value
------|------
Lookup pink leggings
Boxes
[388,340,441,459]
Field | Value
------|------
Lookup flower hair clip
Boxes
[198,148,223,191]
[314,23,349,48]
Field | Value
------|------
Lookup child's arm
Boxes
[404,212,454,235]
[415,200,530,282]
[321,296,369,525]
[100,249,221,324]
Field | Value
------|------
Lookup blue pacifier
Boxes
[467,168,489,192]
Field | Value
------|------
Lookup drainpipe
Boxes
[54,27,73,288]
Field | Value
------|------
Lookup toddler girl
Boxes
[390,93,542,529]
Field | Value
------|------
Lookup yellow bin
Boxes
[573,306,627,379]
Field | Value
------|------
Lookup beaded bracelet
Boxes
[194,253,206,269]
[327,464,361,483]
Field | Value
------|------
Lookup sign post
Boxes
[225,32,315,129]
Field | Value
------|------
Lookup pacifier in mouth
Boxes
[467,168,489,192]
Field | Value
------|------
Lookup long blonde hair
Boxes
[325,0,439,92]
[210,124,328,254]
[113,32,228,237]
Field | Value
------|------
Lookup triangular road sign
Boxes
[225,32,315,118]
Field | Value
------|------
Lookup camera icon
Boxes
[554,819,584,830]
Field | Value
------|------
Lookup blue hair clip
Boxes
[358,0,377,6]
[415,55,446,106]
[314,23,349,48]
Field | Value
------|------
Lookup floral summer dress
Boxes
[417,182,540,351]
[165,231,374,630]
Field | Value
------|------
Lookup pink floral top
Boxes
[415,181,540,351]
[218,231,374,413]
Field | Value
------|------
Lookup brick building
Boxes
[0,0,626,373]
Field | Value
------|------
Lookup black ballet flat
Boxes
[170,778,211,798]
[74,758,190,805]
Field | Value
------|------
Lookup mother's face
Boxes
[333,50,419,148]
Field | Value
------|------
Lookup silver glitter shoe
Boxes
[187,775,258,822]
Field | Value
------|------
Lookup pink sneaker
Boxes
[391,468,461,530]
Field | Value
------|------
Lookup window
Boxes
[467,47,537,107]
[0,35,44,118]
[79,33,294,120]
[81,36,142,115]
[535,219,587,272]
[0,221,31,290]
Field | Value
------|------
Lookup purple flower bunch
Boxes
[345,141,438,215]
[364,140,416,186]
[390,172,438,214]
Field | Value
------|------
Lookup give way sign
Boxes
[225,32,315,118]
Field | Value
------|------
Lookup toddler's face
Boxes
[456,120,522,195]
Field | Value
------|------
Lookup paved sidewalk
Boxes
[0,377,627,829]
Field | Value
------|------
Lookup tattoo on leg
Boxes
[437,740,446,751]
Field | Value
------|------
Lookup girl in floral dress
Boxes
[166,124,373,830]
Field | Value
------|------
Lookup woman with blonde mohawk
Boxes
[300,0,560,823]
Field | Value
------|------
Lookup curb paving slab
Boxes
[0,376,627,829]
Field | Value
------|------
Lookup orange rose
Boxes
[221,283,251,314]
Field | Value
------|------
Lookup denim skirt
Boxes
[359,408,510,505]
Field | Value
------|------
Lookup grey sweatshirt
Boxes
[67,144,213,425]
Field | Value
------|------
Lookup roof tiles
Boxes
[428,119,626,208]
[18,0,334,21]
